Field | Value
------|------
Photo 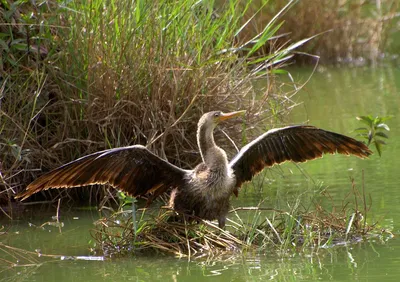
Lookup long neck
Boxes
[197,122,228,171]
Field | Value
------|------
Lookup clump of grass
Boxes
[91,209,247,258]
[91,176,391,258]
[1,0,306,209]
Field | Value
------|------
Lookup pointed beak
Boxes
[217,110,246,122]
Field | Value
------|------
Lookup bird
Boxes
[16,110,372,228]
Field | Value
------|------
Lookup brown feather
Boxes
[16,145,188,201]
[15,111,372,230]
[230,125,372,188]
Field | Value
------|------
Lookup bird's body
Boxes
[168,112,238,227]
[170,154,236,227]
[16,110,372,228]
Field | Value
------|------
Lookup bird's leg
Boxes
[218,216,226,229]
[132,198,137,243]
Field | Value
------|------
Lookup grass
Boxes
[0,0,396,272]
[247,0,400,64]
[1,0,398,210]
[90,175,392,258]
[1,0,305,209]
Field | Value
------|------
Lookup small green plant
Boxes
[355,115,392,156]
[117,191,136,209]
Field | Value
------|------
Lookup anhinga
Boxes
[16,110,372,228]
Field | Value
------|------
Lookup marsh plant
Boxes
[262,0,400,64]
[355,115,392,156]
[91,177,389,258]
[1,0,311,207]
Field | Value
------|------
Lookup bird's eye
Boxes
[214,112,220,117]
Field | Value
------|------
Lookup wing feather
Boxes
[282,134,302,162]
[16,145,189,201]
[230,125,372,188]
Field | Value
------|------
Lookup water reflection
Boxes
[2,236,398,281]
[285,66,400,228]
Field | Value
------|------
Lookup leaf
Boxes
[11,43,28,51]
[283,32,323,54]
[118,191,127,200]
[1,0,10,10]
[355,132,369,138]
[375,139,387,145]
[248,22,284,56]
[6,56,17,66]
[356,116,373,127]
[247,53,275,65]
[377,123,390,131]
[374,140,382,157]
[10,38,26,45]
[375,131,389,139]
[0,33,10,40]
[265,54,294,68]
[354,127,369,132]
[374,116,382,124]
[0,39,9,52]
[374,115,393,124]
[378,116,393,123]
[135,0,145,24]
[270,69,288,74]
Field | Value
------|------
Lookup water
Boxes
[1,66,399,281]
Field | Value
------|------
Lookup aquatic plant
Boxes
[355,115,392,156]
[91,177,391,258]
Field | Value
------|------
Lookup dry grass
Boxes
[2,0,398,213]
[90,176,392,258]
[244,0,400,64]
[91,209,246,258]
[0,1,299,209]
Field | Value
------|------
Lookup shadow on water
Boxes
[1,66,400,281]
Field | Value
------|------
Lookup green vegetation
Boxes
[355,115,392,156]
[91,177,390,258]
[1,0,398,208]
[1,0,304,207]
[0,0,396,259]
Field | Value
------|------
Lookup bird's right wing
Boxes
[16,145,190,201]
[229,125,372,189]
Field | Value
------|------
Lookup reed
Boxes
[245,0,400,64]
[1,0,304,209]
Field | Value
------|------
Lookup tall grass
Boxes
[248,0,400,64]
[1,0,304,208]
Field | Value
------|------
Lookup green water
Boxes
[2,66,400,281]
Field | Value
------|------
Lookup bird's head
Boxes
[199,110,246,130]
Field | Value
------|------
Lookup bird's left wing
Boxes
[16,145,190,201]
[229,125,372,189]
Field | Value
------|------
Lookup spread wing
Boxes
[229,125,372,188]
[16,145,190,201]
